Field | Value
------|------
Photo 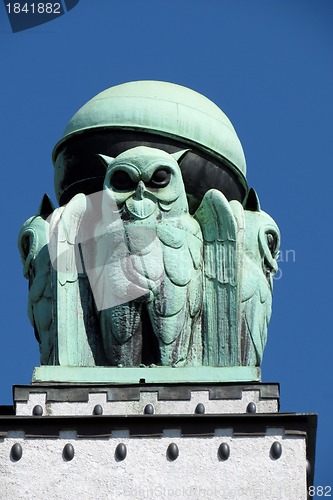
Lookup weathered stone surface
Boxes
[0,431,309,499]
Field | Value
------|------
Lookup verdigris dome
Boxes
[52,81,248,207]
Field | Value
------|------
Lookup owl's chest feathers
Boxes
[242,253,272,303]
[121,216,203,291]
[122,215,202,248]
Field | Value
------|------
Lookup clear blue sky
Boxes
[1,0,332,487]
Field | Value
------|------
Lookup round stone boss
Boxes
[52,81,248,209]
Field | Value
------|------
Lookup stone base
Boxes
[14,382,279,416]
[0,382,317,500]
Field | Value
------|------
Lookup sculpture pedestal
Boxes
[0,380,316,499]
[32,365,261,384]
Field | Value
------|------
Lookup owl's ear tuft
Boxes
[171,149,191,164]
[97,154,115,168]
[37,194,55,219]
[244,188,261,212]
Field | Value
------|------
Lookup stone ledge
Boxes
[13,382,280,417]
[32,365,261,384]
[15,382,279,402]
[0,412,317,438]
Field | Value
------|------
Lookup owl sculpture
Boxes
[18,195,56,364]
[90,147,204,367]
[240,189,280,365]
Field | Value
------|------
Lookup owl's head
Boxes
[244,188,280,282]
[18,195,54,279]
[98,146,189,220]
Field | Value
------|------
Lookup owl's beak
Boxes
[125,182,156,219]
[135,181,146,200]
[125,197,156,219]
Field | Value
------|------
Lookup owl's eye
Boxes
[149,168,171,188]
[110,170,136,190]
[267,232,278,256]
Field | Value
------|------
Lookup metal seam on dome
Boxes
[80,95,234,125]
[66,96,236,134]
[52,125,247,183]
[54,125,245,176]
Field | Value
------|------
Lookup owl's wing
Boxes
[48,193,88,284]
[48,193,107,366]
[240,258,272,366]
[194,189,245,366]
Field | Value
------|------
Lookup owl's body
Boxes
[240,190,280,366]
[18,196,56,364]
[94,147,203,367]
[241,252,272,365]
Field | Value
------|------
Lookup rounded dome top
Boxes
[53,81,246,180]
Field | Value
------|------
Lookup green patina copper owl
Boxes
[93,147,203,367]
[19,146,280,369]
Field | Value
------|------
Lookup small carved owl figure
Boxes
[94,146,203,367]
[240,189,280,365]
[18,195,56,364]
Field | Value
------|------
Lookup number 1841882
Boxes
[6,3,62,14]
